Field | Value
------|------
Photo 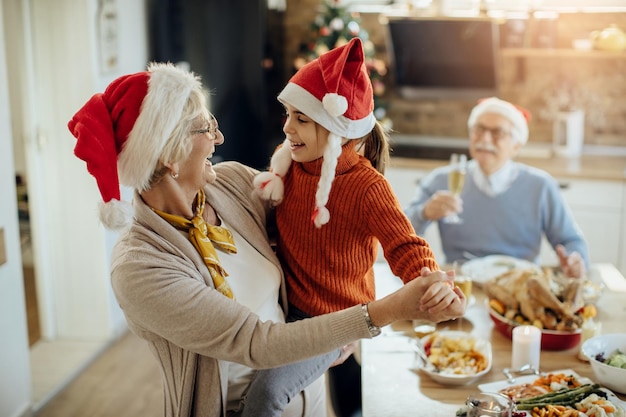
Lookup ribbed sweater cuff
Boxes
[328,305,373,344]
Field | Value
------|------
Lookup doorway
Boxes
[3,0,132,410]
[16,173,41,347]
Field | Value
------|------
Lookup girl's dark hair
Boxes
[356,121,391,175]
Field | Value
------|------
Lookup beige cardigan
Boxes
[111,161,371,417]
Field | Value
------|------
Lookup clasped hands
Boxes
[417,267,466,322]
[331,267,465,367]
[385,266,466,325]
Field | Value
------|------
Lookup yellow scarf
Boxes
[153,188,237,299]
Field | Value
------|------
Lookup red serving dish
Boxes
[488,307,581,351]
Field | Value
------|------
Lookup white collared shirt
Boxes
[470,159,520,196]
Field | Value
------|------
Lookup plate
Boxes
[478,369,626,410]
[461,255,541,286]
[416,330,492,386]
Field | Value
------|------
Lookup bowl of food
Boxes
[488,305,581,351]
[581,333,626,394]
[417,330,492,386]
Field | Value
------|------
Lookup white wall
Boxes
[1,0,148,415]
[12,0,148,342]
[0,2,33,416]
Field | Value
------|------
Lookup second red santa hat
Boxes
[255,37,376,227]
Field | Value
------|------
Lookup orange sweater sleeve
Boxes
[362,178,439,283]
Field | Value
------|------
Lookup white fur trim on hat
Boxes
[253,139,293,205]
[467,97,529,145]
[312,133,343,228]
[118,62,201,192]
[99,198,134,230]
[279,83,375,140]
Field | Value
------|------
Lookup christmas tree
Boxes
[294,0,389,124]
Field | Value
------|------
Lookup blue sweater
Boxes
[404,161,589,266]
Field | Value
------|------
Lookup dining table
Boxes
[361,261,626,417]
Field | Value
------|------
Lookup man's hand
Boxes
[423,191,462,221]
[556,244,586,279]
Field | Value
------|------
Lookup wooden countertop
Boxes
[389,155,626,182]
[362,262,626,417]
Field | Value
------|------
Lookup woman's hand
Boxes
[556,244,586,279]
[423,191,462,221]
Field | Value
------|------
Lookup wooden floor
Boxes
[34,332,162,417]
[34,330,339,417]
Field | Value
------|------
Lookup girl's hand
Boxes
[330,341,359,367]
[419,268,466,321]
[427,284,466,323]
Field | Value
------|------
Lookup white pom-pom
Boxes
[253,172,285,205]
[98,199,134,231]
[322,93,348,117]
[312,206,330,228]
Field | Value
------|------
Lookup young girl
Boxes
[239,38,464,417]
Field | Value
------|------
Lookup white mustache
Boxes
[475,143,498,153]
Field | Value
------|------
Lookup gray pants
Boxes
[234,307,341,417]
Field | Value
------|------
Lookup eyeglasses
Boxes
[191,115,219,140]
[470,124,512,141]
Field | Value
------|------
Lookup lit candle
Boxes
[511,325,542,370]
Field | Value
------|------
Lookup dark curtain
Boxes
[147,0,285,169]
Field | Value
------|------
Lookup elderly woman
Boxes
[405,97,589,278]
[68,62,464,417]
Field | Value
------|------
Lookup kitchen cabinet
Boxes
[622,183,626,275]
[555,178,625,275]
[385,165,626,275]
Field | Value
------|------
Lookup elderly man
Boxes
[404,97,589,278]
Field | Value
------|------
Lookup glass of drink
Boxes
[455,274,473,302]
[443,153,467,224]
[466,392,514,417]
[412,319,437,337]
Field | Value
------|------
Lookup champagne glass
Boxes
[443,153,467,224]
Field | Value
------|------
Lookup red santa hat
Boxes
[68,62,201,230]
[468,97,532,145]
[254,37,376,227]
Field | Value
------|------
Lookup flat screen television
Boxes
[385,16,500,100]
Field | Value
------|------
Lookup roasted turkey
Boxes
[484,268,584,331]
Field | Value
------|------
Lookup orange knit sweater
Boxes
[276,142,439,317]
